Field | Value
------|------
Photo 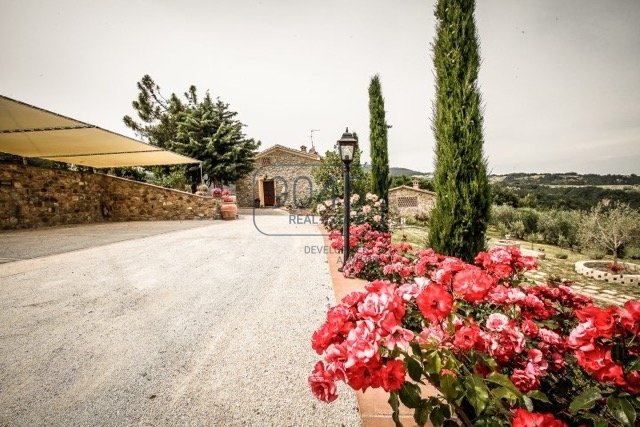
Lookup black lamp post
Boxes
[337,127,358,266]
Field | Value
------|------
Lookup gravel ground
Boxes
[0,221,215,263]
[0,217,360,426]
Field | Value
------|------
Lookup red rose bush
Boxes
[310,241,640,426]
[328,223,414,282]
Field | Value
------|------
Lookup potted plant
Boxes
[220,190,237,220]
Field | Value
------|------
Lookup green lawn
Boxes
[391,226,429,248]
[392,225,640,303]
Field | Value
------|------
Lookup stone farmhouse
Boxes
[235,144,322,208]
[388,179,436,220]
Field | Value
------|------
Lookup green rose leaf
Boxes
[429,406,445,427]
[491,386,518,405]
[388,392,403,427]
[410,341,423,358]
[527,390,551,404]
[388,391,399,411]
[541,319,559,329]
[440,374,461,401]
[465,375,489,416]
[424,350,442,374]
[580,413,608,427]
[607,396,636,427]
[399,382,422,409]
[486,372,522,396]
[612,342,628,365]
[569,387,602,414]
[413,400,430,427]
[406,357,423,383]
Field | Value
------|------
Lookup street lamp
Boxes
[337,127,358,266]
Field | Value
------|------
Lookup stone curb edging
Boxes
[575,260,640,285]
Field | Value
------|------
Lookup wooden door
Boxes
[263,180,275,206]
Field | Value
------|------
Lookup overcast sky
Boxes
[1,0,638,174]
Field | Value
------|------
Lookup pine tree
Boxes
[171,94,260,186]
[368,74,390,204]
[428,0,491,262]
[123,75,260,189]
[123,75,195,149]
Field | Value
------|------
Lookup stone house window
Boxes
[260,157,271,166]
[398,196,418,208]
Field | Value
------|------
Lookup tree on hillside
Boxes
[368,74,390,204]
[390,175,435,192]
[123,75,260,189]
[579,202,640,263]
[428,0,491,262]
[491,183,520,207]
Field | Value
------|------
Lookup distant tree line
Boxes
[491,183,640,210]
[496,172,640,186]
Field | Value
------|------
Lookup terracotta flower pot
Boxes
[220,201,237,220]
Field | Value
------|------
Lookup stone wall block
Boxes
[0,164,222,229]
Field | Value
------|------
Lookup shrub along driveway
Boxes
[0,218,360,426]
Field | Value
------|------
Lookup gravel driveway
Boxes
[0,217,360,426]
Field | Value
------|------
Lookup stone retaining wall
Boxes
[575,260,640,285]
[0,163,221,229]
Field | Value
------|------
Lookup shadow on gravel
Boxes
[0,221,218,263]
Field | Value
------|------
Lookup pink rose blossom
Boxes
[511,367,539,392]
[538,328,563,346]
[485,313,510,332]
[383,327,414,352]
[309,361,338,402]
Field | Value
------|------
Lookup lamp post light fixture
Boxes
[337,127,358,267]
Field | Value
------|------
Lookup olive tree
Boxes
[579,201,640,263]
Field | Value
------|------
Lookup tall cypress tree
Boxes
[428,0,491,262]
[368,74,390,204]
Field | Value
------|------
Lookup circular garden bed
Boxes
[575,260,640,285]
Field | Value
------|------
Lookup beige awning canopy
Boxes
[0,95,199,168]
